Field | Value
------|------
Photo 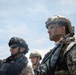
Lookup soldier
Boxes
[39,15,76,75]
[0,37,34,75]
[29,51,42,75]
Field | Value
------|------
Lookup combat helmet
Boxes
[8,37,29,54]
[45,15,74,37]
[29,51,42,60]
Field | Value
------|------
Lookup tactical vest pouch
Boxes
[55,70,69,75]
[0,63,10,75]
[6,61,25,75]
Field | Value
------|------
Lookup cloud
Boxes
[60,0,76,5]
[0,18,30,37]
[0,45,10,59]
[26,2,46,13]
[0,0,48,18]
[57,0,76,15]
[0,0,76,61]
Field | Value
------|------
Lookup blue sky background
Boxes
[0,0,76,64]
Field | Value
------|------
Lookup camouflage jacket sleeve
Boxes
[20,64,34,75]
[67,43,76,75]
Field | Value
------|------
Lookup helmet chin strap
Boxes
[11,47,22,58]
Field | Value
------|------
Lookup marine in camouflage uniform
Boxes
[29,51,42,75]
[0,37,34,75]
[39,15,76,75]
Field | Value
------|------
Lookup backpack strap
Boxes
[63,42,76,55]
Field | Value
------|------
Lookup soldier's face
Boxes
[47,24,63,42]
[10,46,19,55]
[30,57,40,65]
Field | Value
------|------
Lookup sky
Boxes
[0,0,76,64]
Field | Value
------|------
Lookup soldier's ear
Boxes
[20,48,25,52]
[61,26,66,34]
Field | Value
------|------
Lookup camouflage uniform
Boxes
[29,51,42,75]
[54,41,76,75]
[20,63,34,75]
[39,15,76,75]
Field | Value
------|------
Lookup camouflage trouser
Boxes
[55,70,69,75]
